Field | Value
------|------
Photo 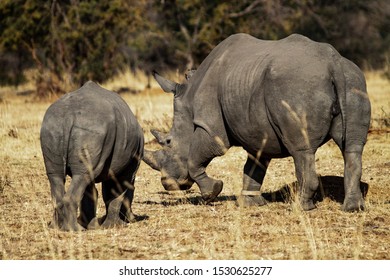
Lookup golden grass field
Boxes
[0,71,389,260]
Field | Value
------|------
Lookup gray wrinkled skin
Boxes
[143,33,371,212]
[40,81,144,231]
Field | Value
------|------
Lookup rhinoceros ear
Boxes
[152,71,178,94]
[143,149,163,171]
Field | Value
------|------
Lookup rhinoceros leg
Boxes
[102,179,126,228]
[331,129,365,210]
[342,151,365,211]
[329,98,368,211]
[58,174,89,231]
[101,169,137,228]
[120,160,141,223]
[78,182,98,228]
[237,155,269,207]
[100,192,128,229]
[292,151,318,211]
[47,174,65,229]
[117,172,136,224]
[188,127,226,202]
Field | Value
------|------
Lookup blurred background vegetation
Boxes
[0,0,389,97]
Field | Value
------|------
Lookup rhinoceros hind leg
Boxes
[292,151,318,211]
[78,182,98,228]
[54,201,85,231]
[330,124,366,211]
[57,174,89,231]
[119,185,136,223]
[341,151,365,212]
[86,217,100,230]
[102,166,139,228]
[100,190,128,228]
[47,173,66,229]
[118,164,139,223]
[342,195,365,212]
[237,194,267,207]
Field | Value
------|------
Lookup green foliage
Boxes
[290,0,390,69]
[0,0,389,96]
[0,0,50,87]
[150,0,390,71]
[0,0,152,94]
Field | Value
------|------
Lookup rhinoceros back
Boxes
[188,33,347,154]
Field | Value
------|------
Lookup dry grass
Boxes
[0,71,389,260]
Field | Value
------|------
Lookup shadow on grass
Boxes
[141,194,237,206]
[139,176,369,207]
[96,214,149,225]
[263,175,369,204]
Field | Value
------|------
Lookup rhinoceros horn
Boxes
[150,129,171,146]
[152,71,178,93]
[143,149,163,171]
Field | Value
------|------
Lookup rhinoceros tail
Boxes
[62,120,73,175]
[331,55,347,149]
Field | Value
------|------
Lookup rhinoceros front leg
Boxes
[188,127,226,203]
[292,151,318,211]
[237,155,269,207]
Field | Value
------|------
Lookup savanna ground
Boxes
[0,71,389,260]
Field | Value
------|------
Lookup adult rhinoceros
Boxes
[143,33,371,212]
[40,81,144,231]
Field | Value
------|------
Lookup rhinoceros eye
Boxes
[165,137,172,146]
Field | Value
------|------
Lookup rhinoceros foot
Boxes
[100,215,128,229]
[236,194,267,207]
[100,192,130,229]
[86,217,101,230]
[201,179,223,203]
[300,198,316,211]
[341,195,365,212]
[48,220,58,229]
[48,208,85,231]
[49,220,84,231]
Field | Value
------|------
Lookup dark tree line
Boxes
[0,0,389,96]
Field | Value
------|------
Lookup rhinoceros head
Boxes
[143,71,195,191]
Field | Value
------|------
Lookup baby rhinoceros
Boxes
[40,81,144,231]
